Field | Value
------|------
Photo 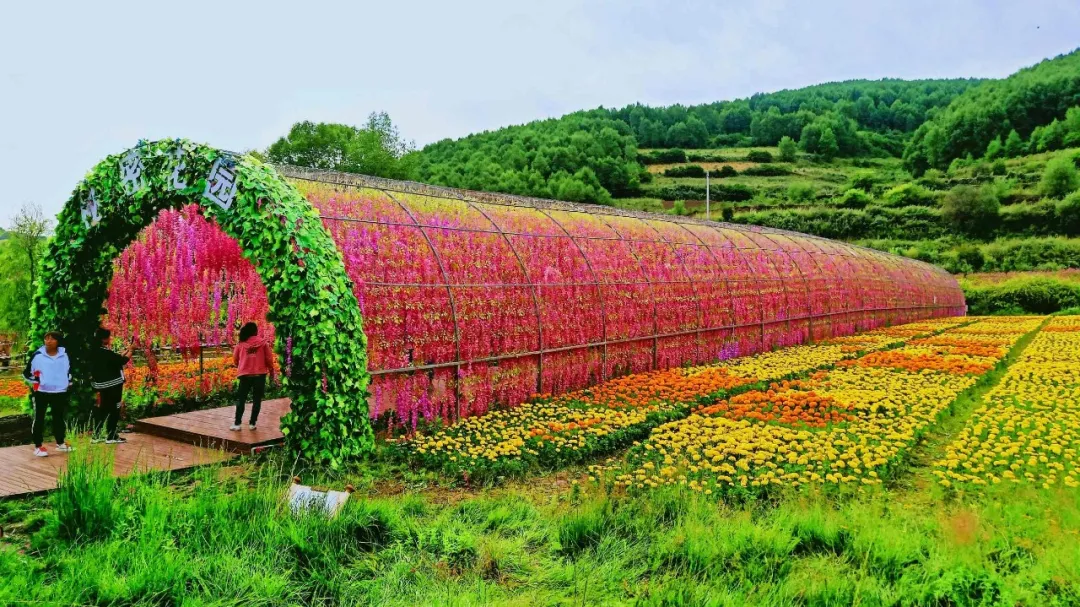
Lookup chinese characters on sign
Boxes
[169,146,188,190]
[119,149,145,194]
[204,157,239,210]
[80,188,101,228]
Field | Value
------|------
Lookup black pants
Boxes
[235,374,266,425]
[31,392,68,448]
[94,385,123,440]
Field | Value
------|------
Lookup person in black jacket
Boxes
[90,328,132,444]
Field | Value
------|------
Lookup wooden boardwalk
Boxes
[0,433,235,498]
[133,398,290,454]
[0,400,291,499]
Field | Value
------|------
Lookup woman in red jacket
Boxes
[231,322,275,431]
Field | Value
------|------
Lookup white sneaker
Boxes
[56,443,74,453]
[229,424,241,431]
[248,423,257,430]
[33,447,48,457]
[105,437,127,445]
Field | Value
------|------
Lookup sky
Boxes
[1,0,1079,221]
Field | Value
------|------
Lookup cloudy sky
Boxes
[2,0,1078,220]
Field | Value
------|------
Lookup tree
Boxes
[777,136,797,162]
[1004,129,1025,157]
[818,127,840,160]
[984,136,1003,160]
[265,112,416,179]
[941,185,1000,237]
[9,203,51,301]
[1040,155,1080,199]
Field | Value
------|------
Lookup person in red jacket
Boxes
[231,322,275,431]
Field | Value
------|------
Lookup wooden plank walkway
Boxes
[133,398,290,454]
[0,433,236,498]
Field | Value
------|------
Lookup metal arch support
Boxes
[456,198,546,395]
[700,224,765,355]
[731,230,788,353]
[380,190,465,420]
[668,222,735,364]
[635,218,704,368]
[590,214,660,372]
[535,207,611,382]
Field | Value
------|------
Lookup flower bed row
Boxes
[398,317,971,481]
[934,316,1080,489]
[597,317,1043,496]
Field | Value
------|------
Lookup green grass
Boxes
[2,450,1078,605]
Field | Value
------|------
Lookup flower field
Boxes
[594,316,1044,495]
[400,317,971,480]
[934,316,1080,489]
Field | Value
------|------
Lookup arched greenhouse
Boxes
[39,142,964,462]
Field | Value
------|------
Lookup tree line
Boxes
[903,48,1080,174]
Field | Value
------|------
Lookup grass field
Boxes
[3,316,1080,605]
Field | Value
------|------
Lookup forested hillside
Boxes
[904,48,1080,174]
[413,79,981,204]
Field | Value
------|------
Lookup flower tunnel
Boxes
[37,140,966,465]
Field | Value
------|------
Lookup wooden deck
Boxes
[133,398,290,454]
[0,433,235,498]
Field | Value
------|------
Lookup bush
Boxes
[746,150,774,163]
[669,200,691,216]
[687,152,726,163]
[742,164,792,177]
[650,183,754,202]
[963,277,1080,315]
[982,237,1080,271]
[1057,192,1080,236]
[720,203,735,221]
[919,168,946,190]
[838,189,872,209]
[778,136,797,162]
[998,200,1058,237]
[733,206,945,241]
[786,182,817,203]
[879,183,937,208]
[1040,155,1080,199]
[954,243,985,273]
[663,165,706,178]
[849,171,877,193]
[715,165,739,178]
[940,185,1000,238]
[991,158,1008,176]
[639,149,688,164]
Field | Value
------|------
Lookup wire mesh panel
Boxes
[104,167,967,431]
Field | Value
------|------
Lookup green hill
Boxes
[414,79,982,204]
[903,48,1080,174]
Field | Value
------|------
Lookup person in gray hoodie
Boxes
[22,331,74,457]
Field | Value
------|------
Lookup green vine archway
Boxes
[32,140,372,466]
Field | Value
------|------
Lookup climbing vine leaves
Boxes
[32,140,373,466]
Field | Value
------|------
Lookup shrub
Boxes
[778,136,797,162]
[920,168,946,190]
[746,150,774,163]
[982,237,1080,271]
[687,152,726,163]
[639,149,688,164]
[786,182,817,203]
[991,158,1008,176]
[715,165,739,178]
[663,165,706,178]
[742,164,792,177]
[998,200,1058,237]
[849,171,877,193]
[720,203,735,221]
[651,183,754,202]
[963,277,1080,315]
[940,185,1000,238]
[670,200,691,216]
[838,189,872,209]
[880,183,937,208]
[954,243,985,273]
[1057,192,1080,236]
[1040,155,1080,199]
